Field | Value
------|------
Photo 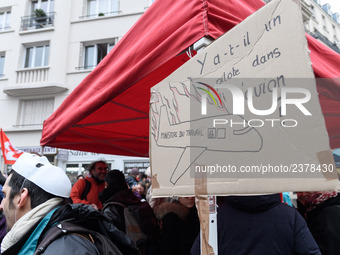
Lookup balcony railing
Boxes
[16,67,49,84]
[20,12,55,31]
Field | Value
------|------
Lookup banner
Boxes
[0,129,23,165]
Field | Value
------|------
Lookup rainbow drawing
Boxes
[196,82,222,107]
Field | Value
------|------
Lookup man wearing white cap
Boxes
[0,153,136,255]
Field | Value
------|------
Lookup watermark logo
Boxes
[198,82,311,116]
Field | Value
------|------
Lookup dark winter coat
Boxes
[191,194,321,255]
[101,189,160,254]
[303,194,340,255]
[0,213,6,245]
[125,176,138,189]
[155,201,200,255]
[1,203,136,255]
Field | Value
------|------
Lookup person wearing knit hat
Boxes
[130,167,139,176]
[297,191,340,255]
[125,167,139,191]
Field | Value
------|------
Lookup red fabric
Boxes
[307,33,340,149]
[297,191,338,215]
[41,0,340,156]
[0,129,23,165]
[279,193,283,203]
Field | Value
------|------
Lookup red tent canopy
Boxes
[41,0,340,156]
[308,33,340,149]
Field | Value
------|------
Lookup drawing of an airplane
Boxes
[155,105,263,184]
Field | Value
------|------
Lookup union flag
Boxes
[0,129,23,165]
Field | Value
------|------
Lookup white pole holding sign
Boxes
[208,196,218,254]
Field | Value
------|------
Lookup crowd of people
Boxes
[0,153,339,254]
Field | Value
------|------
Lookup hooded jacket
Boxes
[101,189,154,232]
[101,188,160,255]
[191,194,321,255]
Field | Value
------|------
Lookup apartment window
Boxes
[322,15,328,32]
[18,98,54,127]
[87,0,119,16]
[310,6,315,18]
[24,44,49,68]
[333,25,338,40]
[31,0,54,14]
[0,10,11,31]
[83,41,115,69]
[0,53,5,77]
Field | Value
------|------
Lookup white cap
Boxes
[12,153,71,198]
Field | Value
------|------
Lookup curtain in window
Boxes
[21,99,54,126]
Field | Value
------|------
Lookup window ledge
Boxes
[67,69,92,75]
[7,126,44,132]
[3,83,68,97]
[72,11,144,24]
[0,28,15,34]
[19,27,54,35]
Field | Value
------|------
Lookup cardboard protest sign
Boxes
[150,0,338,197]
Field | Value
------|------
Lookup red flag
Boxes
[0,129,23,165]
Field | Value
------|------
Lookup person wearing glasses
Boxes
[71,160,108,210]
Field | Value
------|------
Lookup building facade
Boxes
[301,0,340,53]
[0,0,151,175]
[264,0,340,52]
[1,0,339,176]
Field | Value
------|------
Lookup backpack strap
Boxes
[80,179,91,200]
[35,221,124,255]
[103,201,126,211]
[34,222,93,255]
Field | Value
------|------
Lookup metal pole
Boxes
[208,196,218,254]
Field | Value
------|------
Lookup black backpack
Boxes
[103,201,160,255]
[103,202,147,249]
[35,204,138,255]
[34,221,122,255]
